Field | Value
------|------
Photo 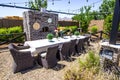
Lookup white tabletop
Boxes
[24,35,86,48]
[100,42,120,49]
[24,38,70,48]
[24,35,86,54]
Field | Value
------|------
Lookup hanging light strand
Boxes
[52,0,54,5]
[68,0,70,4]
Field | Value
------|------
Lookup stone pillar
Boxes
[23,10,58,41]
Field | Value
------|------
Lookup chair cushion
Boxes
[40,52,47,57]
[19,48,36,56]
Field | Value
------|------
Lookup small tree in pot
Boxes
[46,33,54,41]
[74,31,80,37]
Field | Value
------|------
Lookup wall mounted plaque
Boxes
[33,22,40,30]
[48,18,52,23]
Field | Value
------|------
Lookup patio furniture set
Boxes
[8,35,90,73]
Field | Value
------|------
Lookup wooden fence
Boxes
[89,31,109,41]
[0,19,79,28]
[0,19,23,28]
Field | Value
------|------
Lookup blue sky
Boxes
[0,0,102,18]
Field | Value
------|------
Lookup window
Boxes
[42,27,49,32]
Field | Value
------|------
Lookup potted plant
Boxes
[74,31,80,37]
[28,0,47,12]
[46,33,54,42]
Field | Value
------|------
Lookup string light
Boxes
[25,2,27,6]
[93,3,94,7]
[68,0,70,4]
[71,0,102,13]
[52,0,54,5]
[0,0,102,14]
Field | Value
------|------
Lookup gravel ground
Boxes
[0,42,100,80]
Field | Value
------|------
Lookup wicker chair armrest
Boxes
[15,45,30,50]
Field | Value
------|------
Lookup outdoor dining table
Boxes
[24,35,86,56]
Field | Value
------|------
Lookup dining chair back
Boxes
[39,45,59,68]
[59,41,71,60]
[69,39,77,56]
[8,43,34,73]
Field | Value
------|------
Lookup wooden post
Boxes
[109,0,120,44]
[100,31,103,40]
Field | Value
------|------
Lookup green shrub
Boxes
[104,14,113,33]
[0,26,24,42]
[64,68,117,80]
[69,26,77,33]
[74,31,80,36]
[0,28,7,41]
[79,51,100,69]
[91,26,98,33]
[63,27,70,34]
[8,26,23,42]
[61,26,78,35]
[46,33,54,40]
[0,28,7,34]
[102,31,110,39]
[64,51,117,80]
[8,26,22,34]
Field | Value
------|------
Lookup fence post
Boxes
[100,31,103,40]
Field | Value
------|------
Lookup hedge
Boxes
[0,26,24,42]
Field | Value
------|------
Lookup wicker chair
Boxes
[75,38,85,55]
[83,34,91,46]
[8,43,35,73]
[58,42,71,60]
[69,39,77,56]
[84,36,90,46]
[38,45,59,69]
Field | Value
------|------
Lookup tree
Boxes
[104,14,120,34]
[104,14,113,33]
[72,6,93,33]
[28,0,47,11]
[90,10,103,20]
[99,0,115,19]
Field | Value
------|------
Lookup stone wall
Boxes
[100,45,120,71]
[23,10,58,41]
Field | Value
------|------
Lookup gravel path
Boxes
[0,42,100,80]
[0,49,79,80]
